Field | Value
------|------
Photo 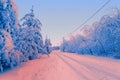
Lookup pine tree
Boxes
[0,0,20,71]
[44,36,52,54]
[18,6,44,60]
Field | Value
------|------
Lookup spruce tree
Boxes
[0,0,20,71]
[18,6,44,60]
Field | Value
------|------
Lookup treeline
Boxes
[0,0,52,72]
[61,9,120,59]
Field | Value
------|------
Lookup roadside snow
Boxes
[0,51,120,80]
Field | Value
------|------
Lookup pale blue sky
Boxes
[15,0,120,46]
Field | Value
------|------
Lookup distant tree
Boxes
[44,36,52,54]
[61,37,68,52]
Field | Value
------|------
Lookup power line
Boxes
[67,0,111,37]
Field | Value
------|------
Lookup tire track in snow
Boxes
[57,53,100,80]
[60,53,120,80]
[55,53,89,80]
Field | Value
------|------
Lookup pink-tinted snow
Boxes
[0,51,120,80]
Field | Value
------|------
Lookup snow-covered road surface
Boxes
[0,51,120,80]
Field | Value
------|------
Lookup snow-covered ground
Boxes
[0,51,120,80]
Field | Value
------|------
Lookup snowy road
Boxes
[0,51,120,80]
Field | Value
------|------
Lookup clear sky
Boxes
[15,0,120,46]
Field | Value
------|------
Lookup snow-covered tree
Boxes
[17,6,44,60]
[0,0,20,71]
[61,9,120,59]
[44,36,52,54]
[60,37,69,52]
